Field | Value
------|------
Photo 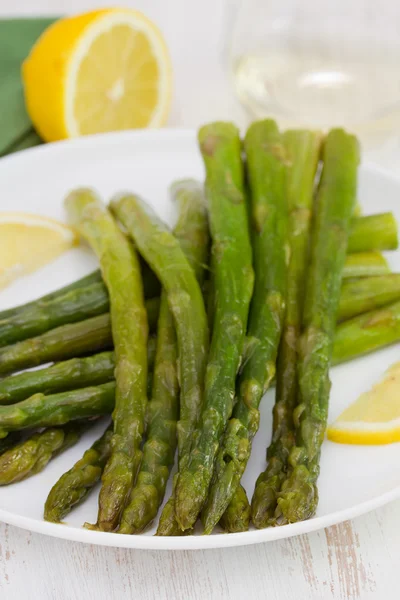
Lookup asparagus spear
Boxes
[119,295,178,534]
[44,424,113,523]
[121,180,208,534]
[205,129,321,533]
[338,274,400,322]
[0,352,115,405]
[0,271,102,321]
[0,282,109,348]
[0,422,86,485]
[262,128,359,527]
[0,314,113,377]
[173,122,254,532]
[219,484,251,533]
[0,382,115,438]
[200,120,292,533]
[343,252,389,278]
[66,189,148,533]
[333,299,400,363]
[348,213,398,253]
[0,432,22,454]
[110,190,209,527]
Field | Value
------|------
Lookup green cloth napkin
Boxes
[0,18,56,156]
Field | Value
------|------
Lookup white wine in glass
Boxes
[230,0,400,135]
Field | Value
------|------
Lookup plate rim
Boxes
[0,128,399,550]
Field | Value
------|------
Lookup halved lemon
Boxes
[22,8,172,141]
[0,213,78,289]
[327,362,400,444]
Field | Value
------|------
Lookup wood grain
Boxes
[0,501,398,600]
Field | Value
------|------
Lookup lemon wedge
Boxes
[22,8,172,142]
[327,362,400,444]
[0,213,78,289]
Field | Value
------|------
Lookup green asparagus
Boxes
[338,274,400,322]
[110,191,209,531]
[333,299,400,363]
[119,295,178,533]
[214,129,321,533]
[201,120,294,534]
[0,271,102,322]
[0,314,112,377]
[265,128,359,526]
[0,352,115,405]
[343,252,389,278]
[44,424,113,523]
[348,212,398,253]
[0,282,109,348]
[0,382,115,438]
[121,179,208,534]
[174,122,254,532]
[219,484,251,533]
[0,422,86,485]
[66,189,148,533]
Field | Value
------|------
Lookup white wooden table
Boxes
[0,2,399,598]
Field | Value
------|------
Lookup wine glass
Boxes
[229,0,400,137]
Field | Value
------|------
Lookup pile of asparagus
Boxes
[1,121,400,535]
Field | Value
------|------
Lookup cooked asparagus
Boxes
[0,271,102,322]
[44,424,113,523]
[219,484,251,533]
[66,189,148,533]
[110,190,209,534]
[0,352,115,405]
[0,314,113,377]
[338,274,400,321]
[348,212,398,253]
[0,422,86,485]
[212,129,321,533]
[174,122,254,531]
[263,128,359,527]
[343,252,389,278]
[201,120,294,534]
[0,382,115,438]
[0,282,109,348]
[121,179,208,534]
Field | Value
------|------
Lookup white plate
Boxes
[0,129,399,550]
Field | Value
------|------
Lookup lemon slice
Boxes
[22,8,172,141]
[327,362,400,444]
[0,213,77,289]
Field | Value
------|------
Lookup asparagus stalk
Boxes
[0,271,102,321]
[156,181,210,536]
[0,352,115,405]
[119,295,178,534]
[66,189,148,533]
[0,314,113,377]
[338,274,400,322]
[343,252,389,278]
[0,282,109,348]
[263,128,359,527]
[216,129,321,533]
[219,484,251,533]
[200,120,295,534]
[0,422,86,485]
[110,190,209,530]
[44,424,113,523]
[348,213,398,253]
[0,382,115,438]
[121,180,209,534]
[174,122,254,532]
[333,299,400,363]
